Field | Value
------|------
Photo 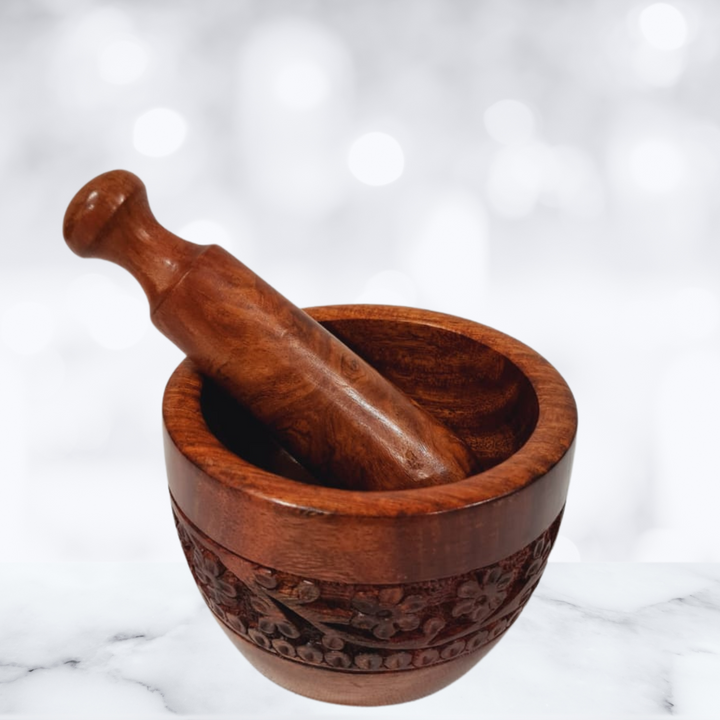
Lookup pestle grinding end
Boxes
[63,170,146,259]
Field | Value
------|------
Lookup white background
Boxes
[1,0,719,563]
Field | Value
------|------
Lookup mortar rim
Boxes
[162,304,577,519]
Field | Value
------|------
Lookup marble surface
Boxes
[0,562,718,718]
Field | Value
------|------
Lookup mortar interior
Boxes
[199,316,539,489]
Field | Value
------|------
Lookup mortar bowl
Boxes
[163,305,577,706]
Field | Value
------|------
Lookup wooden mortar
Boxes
[164,304,577,705]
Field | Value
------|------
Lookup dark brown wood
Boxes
[218,618,497,706]
[63,170,480,492]
[162,304,577,704]
[174,496,559,704]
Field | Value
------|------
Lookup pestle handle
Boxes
[63,170,481,492]
[63,170,206,309]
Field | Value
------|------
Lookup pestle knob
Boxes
[63,170,481,491]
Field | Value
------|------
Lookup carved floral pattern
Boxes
[350,587,425,639]
[173,508,560,673]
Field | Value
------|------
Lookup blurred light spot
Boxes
[629,139,687,193]
[238,19,353,217]
[179,220,232,249]
[548,535,581,562]
[355,270,418,306]
[272,60,329,110]
[134,108,187,157]
[483,99,536,146]
[486,145,545,217]
[0,301,55,355]
[50,6,137,107]
[67,274,149,350]
[407,191,488,314]
[632,45,685,86]
[669,287,720,340]
[348,132,404,186]
[97,35,147,84]
[639,3,688,51]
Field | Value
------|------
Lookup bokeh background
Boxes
[1,0,719,563]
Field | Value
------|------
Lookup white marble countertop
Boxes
[0,562,718,718]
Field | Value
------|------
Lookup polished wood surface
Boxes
[63,170,479,492]
[164,305,577,584]
[163,304,577,704]
[221,624,497,706]
[174,496,560,703]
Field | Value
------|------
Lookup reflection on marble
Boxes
[0,563,718,718]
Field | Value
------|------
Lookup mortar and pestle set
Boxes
[63,170,577,706]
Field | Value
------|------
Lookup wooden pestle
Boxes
[63,170,480,491]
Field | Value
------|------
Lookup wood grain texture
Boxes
[163,304,576,704]
[173,498,560,704]
[223,627,493,705]
[164,305,577,585]
[63,169,479,492]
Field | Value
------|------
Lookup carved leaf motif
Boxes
[250,596,276,616]
[254,569,278,589]
[174,506,562,674]
[414,648,440,667]
[385,652,413,670]
[355,653,383,671]
[423,616,446,638]
[441,640,466,659]
[297,644,324,664]
[325,651,351,668]
[272,638,296,657]
[322,633,345,650]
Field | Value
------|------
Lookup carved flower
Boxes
[192,549,238,606]
[350,587,425,639]
[528,534,553,576]
[192,548,224,585]
[451,568,513,623]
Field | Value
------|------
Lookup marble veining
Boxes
[0,563,718,718]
